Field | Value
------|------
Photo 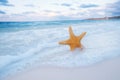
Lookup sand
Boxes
[5,57,120,80]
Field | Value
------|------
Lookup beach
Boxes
[5,57,120,80]
[0,19,120,80]
[0,0,120,80]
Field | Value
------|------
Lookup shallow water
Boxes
[0,19,120,79]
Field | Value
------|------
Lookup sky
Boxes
[0,0,119,21]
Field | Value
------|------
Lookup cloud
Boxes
[0,3,14,6]
[69,8,76,10]
[52,3,72,7]
[0,0,8,3]
[80,4,99,8]
[55,15,72,20]
[106,0,120,16]
[0,10,6,14]
[22,11,36,15]
[44,10,53,12]
[61,3,71,7]
[0,0,14,6]
[24,4,35,7]
[43,10,60,14]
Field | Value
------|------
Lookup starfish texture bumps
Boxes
[59,26,86,51]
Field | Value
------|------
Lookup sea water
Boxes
[0,19,120,79]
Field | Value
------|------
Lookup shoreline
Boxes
[5,57,120,80]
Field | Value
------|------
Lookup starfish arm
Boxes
[69,26,75,38]
[70,45,76,51]
[59,39,70,45]
[78,32,86,40]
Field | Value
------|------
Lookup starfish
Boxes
[59,26,86,51]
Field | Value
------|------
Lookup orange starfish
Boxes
[59,26,86,51]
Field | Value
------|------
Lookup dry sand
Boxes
[5,57,120,80]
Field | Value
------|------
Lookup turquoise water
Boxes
[0,20,100,32]
[0,19,120,79]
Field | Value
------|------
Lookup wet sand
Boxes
[5,57,120,80]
